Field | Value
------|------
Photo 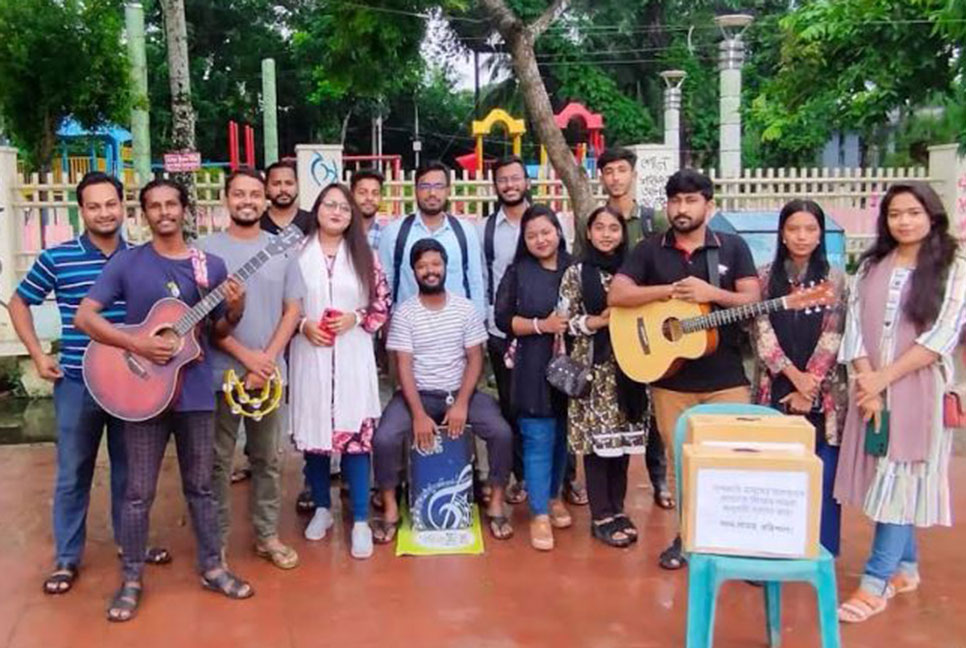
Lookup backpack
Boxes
[392,214,470,302]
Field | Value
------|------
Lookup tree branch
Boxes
[477,0,520,36]
[529,0,568,39]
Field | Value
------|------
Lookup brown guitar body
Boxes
[83,298,200,422]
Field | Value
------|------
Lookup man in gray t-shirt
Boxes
[197,169,304,569]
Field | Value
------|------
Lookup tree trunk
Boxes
[160,0,198,237]
[478,0,595,246]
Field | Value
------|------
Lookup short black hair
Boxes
[414,160,450,186]
[76,171,123,207]
[665,168,714,201]
[492,155,528,181]
[410,238,448,268]
[224,167,265,193]
[351,167,385,190]
[139,178,189,211]
[596,147,637,172]
[265,160,297,182]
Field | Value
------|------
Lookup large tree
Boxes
[0,0,130,171]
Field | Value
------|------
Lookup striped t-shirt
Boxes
[386,293,488,392]
[16,234,128,379]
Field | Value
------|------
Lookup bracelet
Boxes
[298,317,307,335]
[532,317,542,335]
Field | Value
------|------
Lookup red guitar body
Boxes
[83,298,201,422]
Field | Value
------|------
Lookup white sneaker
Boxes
[350,521,374,559]
[305,507,334,541]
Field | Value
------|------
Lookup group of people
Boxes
[9,147,963,627]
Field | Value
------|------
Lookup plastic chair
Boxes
[673,403,840,648]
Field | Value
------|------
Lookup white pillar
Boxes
[295,144,344,211]
[0,146,19,345]
[660,70,686,168]
[716,14,753,179]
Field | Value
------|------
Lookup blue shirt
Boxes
[87,244,229,413]
[377,212,486,317]
[16,234,129,379]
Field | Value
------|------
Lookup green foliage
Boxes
[0,0,131,170]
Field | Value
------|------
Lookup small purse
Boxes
[943,385,966,429]
[864,409,890,457]
[545,333,594,399]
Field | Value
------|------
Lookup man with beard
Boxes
[76,178,252,621]
[9,172,170,596]
[378,160,485,317]
[608,168,760,571]
[198,168,303,570]
[370,239,514,544]
[351,167,386,251]
[261,160,312,235]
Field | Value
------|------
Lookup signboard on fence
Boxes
[631,145,677,210]
[163,151,202,173]
[295,144,344,211]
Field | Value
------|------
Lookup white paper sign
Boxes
[694,469,810,557]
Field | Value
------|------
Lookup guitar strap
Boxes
[706,245,720,289]
[188,248,213,336]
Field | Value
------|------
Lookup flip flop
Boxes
[370,518,399,545]
[486,514,514,540]
[254,542,300,570]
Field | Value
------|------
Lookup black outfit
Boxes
[259,208,313,236]
[618,227,758,393]
[584,454,630,520]
[486,336,525,481]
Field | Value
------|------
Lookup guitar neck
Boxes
[172,249,272,335]
[680,296,787,333]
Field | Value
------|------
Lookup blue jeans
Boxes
[861,522,919,596]
[52,376,125,566]
[518,417,567,516]
[304,452,370,522]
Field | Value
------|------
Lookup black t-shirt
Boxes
[617,227,757,392]
[259,209,313,235]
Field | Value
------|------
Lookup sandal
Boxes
[614,515,638,542]
[201,568,254,599]
[295,489,315,515]
[106,582,142,622]
[563,481,589,506]
[530,516,554,551]
[591,518,632,548]
[886,573,921,598]
[254,541,299,570]
[654,489,676,510]
[659,536,688,570]
[505,481,528,505]
[371,518,400,545]
[549,500,573,529]
[839,589,887,623]
[230,467,252,484]
[43,564,77,595]
[486,514,514,540]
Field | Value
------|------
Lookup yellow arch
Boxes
[471,108,526,171]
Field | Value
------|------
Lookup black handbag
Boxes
[545,334,594,399]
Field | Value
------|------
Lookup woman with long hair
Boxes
[558,206,649,548]
[289,183,389,560]
[494,204,573,551]
[835,182,966,622]
[752,199,847,555]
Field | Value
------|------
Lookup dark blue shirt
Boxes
[87,244,229,412]
[16,234,129,379]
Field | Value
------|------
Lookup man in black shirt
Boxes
[260,160,313,235]
[609,169,760,570]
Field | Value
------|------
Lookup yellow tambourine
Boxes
[222,368,283,421]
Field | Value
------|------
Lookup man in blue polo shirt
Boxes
[8,172,169,596]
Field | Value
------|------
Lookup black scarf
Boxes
[580,245,648,423]
[767,259,825,407]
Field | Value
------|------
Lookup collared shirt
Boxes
[617,226,757,393]
[477,207,521,338]
[366,218,384,252]
[16,234,129,379]
[378,212,486,317]
[260,208,313,236]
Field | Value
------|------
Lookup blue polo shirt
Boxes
[16,234,128,379]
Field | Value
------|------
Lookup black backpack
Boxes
[392,214,471,302]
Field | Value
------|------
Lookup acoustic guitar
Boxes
[609,282,836,384]
[83,225,305,422]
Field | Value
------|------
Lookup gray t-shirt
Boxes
[198,230,305,390]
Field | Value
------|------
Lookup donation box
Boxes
[686,414,817,452]
[409,428,474,531]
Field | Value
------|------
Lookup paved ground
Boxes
[0,440,964,648]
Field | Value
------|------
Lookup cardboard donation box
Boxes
[686,414,816,452]
[681,444,822,559]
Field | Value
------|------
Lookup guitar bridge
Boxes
[123,351,150,379]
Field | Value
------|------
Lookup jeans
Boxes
[861,522,919,596]
[304,452,370,522]
[52,376,126,566]
[518,417,567,516]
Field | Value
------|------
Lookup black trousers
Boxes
[644,414,668,489]
[583,454,630,521]
[486,336,525,482]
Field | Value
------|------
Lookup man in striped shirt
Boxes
[8,172,169,596]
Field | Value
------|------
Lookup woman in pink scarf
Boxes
[836,183,966,623]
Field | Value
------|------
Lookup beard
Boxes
[416,274,446,294]
[269,193,295,208]
[230,211,261,227]
[671,214,704,234]
[499,192,527,207]
[417,200,447,217]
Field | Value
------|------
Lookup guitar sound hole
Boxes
[153,326,183,355]
[661,318,684,343]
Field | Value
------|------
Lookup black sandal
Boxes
[106,582,142,622]
[295,489,314,515]
[654,489,676,510]
[43,564,77,595]
[485,514,514,540]
[659,536,688,570]
[614,515,639,542]
[370,518,399,545]
[201,569,254,599]
[591,518,632,548]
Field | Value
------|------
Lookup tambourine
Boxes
[222,368,283,421]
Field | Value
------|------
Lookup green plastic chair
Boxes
[673,403,841,648]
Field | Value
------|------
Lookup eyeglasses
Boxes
[321,200,352,214]
[416,182,447,192]
[495,175,525,186]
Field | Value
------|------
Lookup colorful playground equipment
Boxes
[540,102,605,169]
[55,118,133,182]
[471,108,526,173]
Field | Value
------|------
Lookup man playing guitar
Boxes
[75,178,253,622]
[608,169,760,571]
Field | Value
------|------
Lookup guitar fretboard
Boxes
[680,296,788,333]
